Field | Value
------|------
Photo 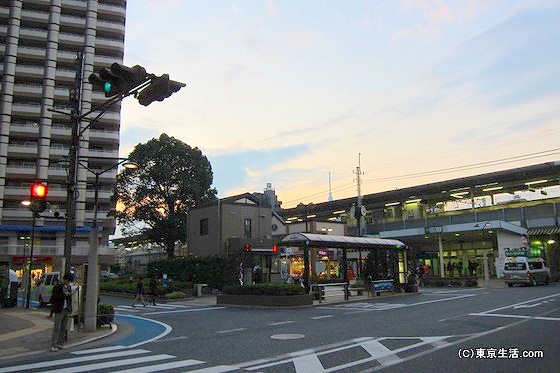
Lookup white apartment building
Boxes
[0,0,126,276]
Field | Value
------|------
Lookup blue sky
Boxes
[119,1,560,208]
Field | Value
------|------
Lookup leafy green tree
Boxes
[113,134,217,257]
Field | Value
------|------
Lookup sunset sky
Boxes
[119,0,560,208]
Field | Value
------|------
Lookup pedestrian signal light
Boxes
[272,245,278,253]
[244,243,252,253]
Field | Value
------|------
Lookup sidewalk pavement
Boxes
[0,306,117,361]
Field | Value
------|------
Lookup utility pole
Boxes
[63,51,83,276]
[353,153,365,278]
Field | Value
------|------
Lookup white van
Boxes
[37,271,60,307]
[503,256,550,287]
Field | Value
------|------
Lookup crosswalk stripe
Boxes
[0,349,150,373]
[36,354,176,373]
[112,359,205,373]
[72,345,128,355]
[186,366,240,373]
[114,307,141,312]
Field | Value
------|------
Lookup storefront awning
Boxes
[279,233,405,250]
[527,226,560,236]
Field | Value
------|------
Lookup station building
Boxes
[281,161,560,282]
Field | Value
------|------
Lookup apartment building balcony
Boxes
[89,128,120,144]
[98,2,126,18]
[7,144,38,157]
[8,121,39,135]
[5,165,35,177]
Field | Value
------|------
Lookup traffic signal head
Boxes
[272,244,278,253]
[136,74,186,106]
[89,63,148,97]
[244,243,252,253]
[30,182,48,213]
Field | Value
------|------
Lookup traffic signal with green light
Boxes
[136,74,186,106]
[89,63,148,97]
[30,182,48,213]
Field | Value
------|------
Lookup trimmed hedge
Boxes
[97,303,114,326]
[223,283,306,296]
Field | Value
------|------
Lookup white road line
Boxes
[217,328,247,334]
[142,307,226,316]
[72,345,127,355]
[469,312,560,321]
[111,359,204,373]
[476,292,560,314]
[152,336,190,343]
[37,354,176,373]
[311,315,333,319]
[117,315,173,348]
[293,354,325,373]
[114,307,141,312]
[142,304,182,309]
[0,349,150,373]
[361,339,399,366]
[186,366,239,373]
[269,321,295,326]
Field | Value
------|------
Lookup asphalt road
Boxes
[2,283,559,372]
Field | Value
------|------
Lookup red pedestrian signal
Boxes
[30,182,48,213]
[272,244,278,253]
[244,243,252,253]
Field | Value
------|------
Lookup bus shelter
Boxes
[279,233,407,292]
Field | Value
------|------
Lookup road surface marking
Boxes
[513,303,542,309]
[469,312,560,321]
[311,315,333,319]
[72,345,127,355]
[269,321,295,326]
[242,336,452,372]
[142,307,226,316]
[217,328,247,334]
[361,339,399,365]
[187,366,239,373]
[37,354,175,373]
[293,354,325,372]
[110,359,204,373]
[0,349,151,373]
[475,292,560,314]
[151,336,190,343]
[115,315,173,347]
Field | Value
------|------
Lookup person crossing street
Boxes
[131,277,146,307]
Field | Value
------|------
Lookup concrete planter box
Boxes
[217,294,313,307]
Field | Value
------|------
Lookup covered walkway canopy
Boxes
[279,233,406,250]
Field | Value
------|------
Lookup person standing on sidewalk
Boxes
[131,277,146,307]
[50,273,72,351]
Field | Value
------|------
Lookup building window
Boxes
[243,219,252,238]
[200,218,209,236]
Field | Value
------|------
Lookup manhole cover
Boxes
[271,334,305,340]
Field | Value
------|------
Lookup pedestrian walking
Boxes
[50,273,72,351]
[131,277,146,307]
[149,276,157,306]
